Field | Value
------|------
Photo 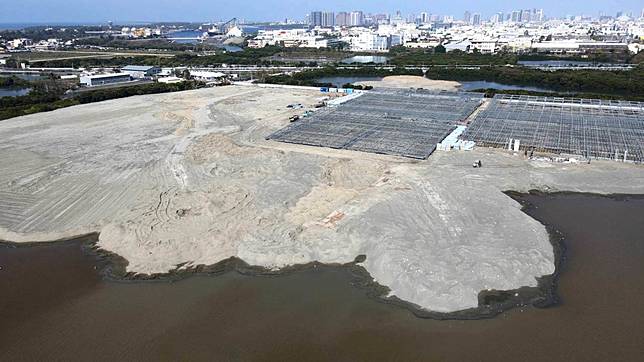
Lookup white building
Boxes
[158,76,184,84]
[404,38,441,48]
[226,26,243,37]
[444,39,472,52]
[190,71,227,82]
[7,38,32,50]
[121,65,161,79]
[248,28,310,48]
[80,73,131,87]
[471,39,498,53]
[350,11,365,26]
[350,32,390,52]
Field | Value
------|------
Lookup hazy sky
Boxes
[1,0,642,23]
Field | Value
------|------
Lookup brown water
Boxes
[1,193,644,361]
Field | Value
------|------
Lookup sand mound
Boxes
[356,75,461,91]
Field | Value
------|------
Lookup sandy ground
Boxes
[356,75,461,91]
[1,85,644,313]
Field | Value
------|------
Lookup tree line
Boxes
[263,65,644,100]
[0,81,203,121]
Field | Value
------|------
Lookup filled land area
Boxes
[1,84,644,313]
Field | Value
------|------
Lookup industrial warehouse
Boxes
[269,88,644,163]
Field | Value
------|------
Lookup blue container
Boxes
[320,87,329,92]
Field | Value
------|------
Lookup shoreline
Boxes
[4,191,644,360]
[3,191,644,320]
[2,85,643,314]
[6,190,620,320]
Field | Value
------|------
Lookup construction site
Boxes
[1,82,644,314]
[462,94,644,163]
[269,89,482,159]
[269,88,644,163]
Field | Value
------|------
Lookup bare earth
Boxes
[1,85,643,313]
[356,75,461,91]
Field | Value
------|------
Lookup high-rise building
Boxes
[464,11,472,24]
[511,10,521,22]
[420,12,429,23]
[472,13,481,26]
[310,11,322,27]
[350,11,364,26]
[497,12,504,23]
[533,9,544,22]
[371,13,389,25]
[321,12,335,27]
[521,9,532,22]
[310,11,335,27]
[335,12,349,27]
[391,10,404,25]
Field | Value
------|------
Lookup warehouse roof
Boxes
[81,73,131,79]
[121,65,159,72]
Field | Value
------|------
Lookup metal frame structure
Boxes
[462,94,644,162]
[268,89,483,159]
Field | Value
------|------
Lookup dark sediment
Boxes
[0,190,579,320]
[2,192,644,361]
[0,217,561,321]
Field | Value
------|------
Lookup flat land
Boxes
[1,85,643,313]
[14,50,175,63]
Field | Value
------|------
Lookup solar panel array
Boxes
[462,94,644,162]
[268,89,483,159]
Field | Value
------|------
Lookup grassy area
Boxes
[8,50,176,67]
[264,67,423,86]
[631,51,644,64]
[11,51,99,61]
[31,46,283,68]
[425,65,643,96]
[388,47,518,66]
[74,37,216,52]
[267,48,354,64]
[0,76,32,88]
[517,52,635,64]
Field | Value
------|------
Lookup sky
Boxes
[1,0,642,24]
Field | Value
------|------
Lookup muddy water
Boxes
[1,193,644,361]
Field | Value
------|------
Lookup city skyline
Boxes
[1,0,643,23]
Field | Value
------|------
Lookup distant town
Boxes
[250,8,643,53]
[0,7,642,120]
[3,8,644,54]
